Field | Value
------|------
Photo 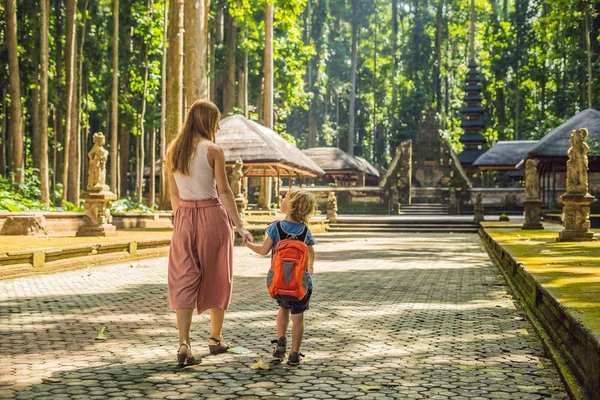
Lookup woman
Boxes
[166,99,253,367]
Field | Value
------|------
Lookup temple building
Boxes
[302,147,379,187]
[458,60,487,175]
[473,140,538,187]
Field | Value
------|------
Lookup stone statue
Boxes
[558,128,596,241]
[327,192,339,222]
[78,132,117,237]
[87,132,110,192]
[566,128,590,194]
[525,159,540,200]
[229,159,244,198]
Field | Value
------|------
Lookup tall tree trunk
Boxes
[469,0,475,60]
[184,0,210,103]
[585,0,592,108]
[119,26,133,197]
[0,88,6,177]
[39,0,50,204]
[263,1,274,129]
[223,10,237,115]
[137,48,149,203]
[62,0,77,201]
[110,0,119,193]
[150,125,156,206]
[515,67,520,140]
[54,0,64,195]
[31,30,41,173]
[391,0,398,139]
[76,0,89,202]
[5,0,24,184]
[434,0,443,112]
[348,0,359,156]
[159,0,168,207]
[164,0,184,209]
[496,87,506,140]
[67,2,80,205]
[306,0,317,148]
[237,38,248,117]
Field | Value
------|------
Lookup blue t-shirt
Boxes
[266,220,315,290]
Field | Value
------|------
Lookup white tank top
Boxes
[173,140,218,200]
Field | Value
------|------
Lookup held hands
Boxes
[236,226,253,245]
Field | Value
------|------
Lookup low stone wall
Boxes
[0,212,175,233]
[480,228,598,399]
[470,187,526,206]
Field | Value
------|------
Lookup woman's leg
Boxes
[209,308,226,343]
[176,308,194,354]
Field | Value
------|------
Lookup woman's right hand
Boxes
[237,226,253,245]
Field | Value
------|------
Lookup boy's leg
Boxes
[277,307,291,338]
[290,312,304,352]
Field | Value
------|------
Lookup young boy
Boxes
[245,188,316,366]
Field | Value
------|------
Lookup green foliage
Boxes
[111,197,154,213]
[0,174,55,212]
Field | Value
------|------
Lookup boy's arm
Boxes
[307,245,315,275]
[245,235,274,256]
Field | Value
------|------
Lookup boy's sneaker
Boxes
[287,351,304,366]
[271,337,286,359]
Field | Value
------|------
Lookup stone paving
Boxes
[0,233,569,399]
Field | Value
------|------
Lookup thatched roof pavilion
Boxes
[302,147,380,186]
[522,109,600,210]
[528,109,600,158]
[473,141,538,170]
[216,115,325,178]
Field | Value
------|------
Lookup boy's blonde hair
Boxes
[287,188,316,224]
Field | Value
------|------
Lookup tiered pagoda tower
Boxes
[458,60,487,171]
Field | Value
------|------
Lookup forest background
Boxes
[0,0,598,210]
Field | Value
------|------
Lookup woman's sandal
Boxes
[208,337,230,355]
[177,343,199,367]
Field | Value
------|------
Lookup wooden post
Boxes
[552,163,556,209]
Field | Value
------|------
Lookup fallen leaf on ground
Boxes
[359,385,381,391]
[42,378,61,384]
[250,359,270,370]
[159,296,167,300]
[95,325,108,340]
[227,347,251,354]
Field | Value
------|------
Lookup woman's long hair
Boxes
[166,100,221,176]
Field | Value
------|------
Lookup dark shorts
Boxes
[275,290,312,314]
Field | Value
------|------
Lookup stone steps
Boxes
[328,218,479,233]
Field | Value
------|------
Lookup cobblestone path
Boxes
[0,233,569,399]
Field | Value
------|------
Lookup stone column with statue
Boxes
[473,192,485,223]
[522,159,544,230]
[229,159,248,221]
[327,192,338,222]
[77,132,118,237]
[558,128,596,241]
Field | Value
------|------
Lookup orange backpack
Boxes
[267,222,310,300]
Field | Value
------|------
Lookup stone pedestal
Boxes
[557,193,596,242]
[77,191,118,237]
[0,214,48,235]
[235,196,248,223]
[473,194,484,223]
[522,199,543,230]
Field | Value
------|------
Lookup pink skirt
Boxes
[168,198,234,314]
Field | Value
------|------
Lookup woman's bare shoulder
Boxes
[205,142,224,156]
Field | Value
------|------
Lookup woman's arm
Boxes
[169,174,181,212]
[245,235,274,256]
[211,145,253,243]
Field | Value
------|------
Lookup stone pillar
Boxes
[473,192,484,223]
[257,177,272,209]
[522,159,543,230]
[77,132,117,237]
[558,129,596,241]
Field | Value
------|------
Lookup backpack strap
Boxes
[275,221,308,243]
[275,221,289,241]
